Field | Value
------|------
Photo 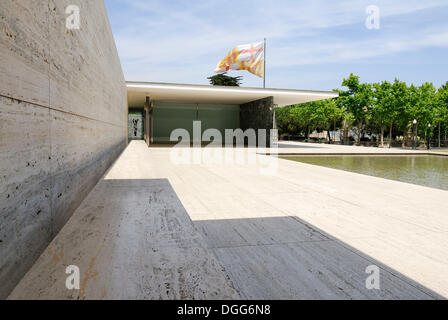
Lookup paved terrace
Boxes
[9,141,448,299]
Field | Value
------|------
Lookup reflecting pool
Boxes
[281,155,448,191]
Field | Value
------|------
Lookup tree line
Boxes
[277,74,448,147]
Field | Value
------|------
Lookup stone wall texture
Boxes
[0,0,127,298]
[240,96,274,147]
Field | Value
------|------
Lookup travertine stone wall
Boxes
[0,0,127,298]
[240,97,274,147]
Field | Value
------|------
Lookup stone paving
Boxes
[9,141,448,299]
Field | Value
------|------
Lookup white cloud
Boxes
[270,30,448,67]
[106,0,448,86]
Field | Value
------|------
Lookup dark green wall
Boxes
[240,96,274,147]
[152,102,240,143]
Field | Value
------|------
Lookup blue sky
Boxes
[105,0,448,91]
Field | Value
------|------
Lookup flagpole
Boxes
[263,38,266,88]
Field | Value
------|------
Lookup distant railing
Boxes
[279,135,448,149]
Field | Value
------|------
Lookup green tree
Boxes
[435,82,448,146]
[207,73,242,86]
[406,83,437,146]
[388,79,409,146]
[277,105,301,136]
[289,102,314,138]
[340,74,374,144]
[279,75,447,149]
[372,81,393,147]
[312,99,343,142]
[371,79,407,147]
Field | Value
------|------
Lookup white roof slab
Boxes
[126,81,338,108]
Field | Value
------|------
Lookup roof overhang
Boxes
[126,81,338,108]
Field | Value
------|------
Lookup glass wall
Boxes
[152,102,240,143]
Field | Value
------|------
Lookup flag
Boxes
[214,41,265,78]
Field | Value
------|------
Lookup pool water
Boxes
[281,155,448,191]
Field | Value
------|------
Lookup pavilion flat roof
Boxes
[126,81,338,108]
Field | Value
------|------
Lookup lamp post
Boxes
[427,123,432,150]
[412,119,417,150]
